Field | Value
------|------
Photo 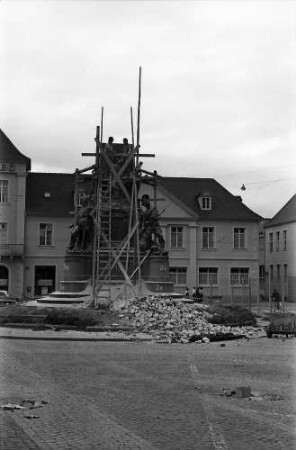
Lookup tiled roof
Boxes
[26,173,75,217]
[26,173,262,222]
[0,128,31,170]
[158,177,261,221]
[264,194,296,228]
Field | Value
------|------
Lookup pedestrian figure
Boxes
[122,137,131,154]
[196,287,203,303]
[185,287,190,299]
[271,289,281,311]
[105,136,114,153]
[192,287,197,301]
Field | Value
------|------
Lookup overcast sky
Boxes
[1,1,295,218]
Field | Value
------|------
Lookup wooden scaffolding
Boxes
[73,68,160,305]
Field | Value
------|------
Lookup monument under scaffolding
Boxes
[65,68,174,306]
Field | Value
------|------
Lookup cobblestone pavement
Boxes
[0,338,295,450]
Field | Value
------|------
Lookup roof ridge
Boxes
[210,178,262,219]
[0,128,19,152]
[162,176,215,180]
[29,172,74,175]
[0,128,31,170]
[159,176,261,220]
[266,193,296,226]
[273,193,296,217]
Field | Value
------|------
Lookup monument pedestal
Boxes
[141,252,174,293]
[61,251,174,296]
[63,251,92,281]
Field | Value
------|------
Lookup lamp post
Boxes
[281,277,285,313]
[265,270,271,313]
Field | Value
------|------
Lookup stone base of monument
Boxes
[34,252,94,306]
[51,251,175,307]
[63,251,92,282]
[141,252,174,293]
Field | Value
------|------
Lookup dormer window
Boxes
[201,196,211,210]
[197,192,213,210]
[198,193,212,210]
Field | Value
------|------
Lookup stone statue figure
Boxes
[139,194,165,253]
[68,199,94,252]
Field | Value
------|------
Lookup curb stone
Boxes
[0,326,153,342]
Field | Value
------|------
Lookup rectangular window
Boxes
[269,233,273,253]
[270,265,273,281]
[199,268,218,286]
[170,226,184,249]
[202,227,215,249]
[276,231,280,252]
[39,223,53,246]
[284,264,288,281]
[0,222,8,244]
[277,264,280,280]
[259,265,265,281]
[234,227,246,250]
[169,267,187,285]
[283,230,287,251]
[0,180,8,203]
[230,267,249,286]
[201,197,212,210]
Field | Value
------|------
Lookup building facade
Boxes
[1,129,263,304]
[24,173,75,298]
[140,178,261,303]
[0,129,31,299]
[264,194,296,302]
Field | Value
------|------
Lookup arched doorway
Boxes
[0,265,9,293]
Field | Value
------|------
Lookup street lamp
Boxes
[265,270,271,313]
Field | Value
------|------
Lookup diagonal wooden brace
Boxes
[112,250,151,302]
[100,148,131,201]
[110,150,135,191]
[97,223,139,287]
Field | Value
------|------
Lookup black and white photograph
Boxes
[0,1,295,449]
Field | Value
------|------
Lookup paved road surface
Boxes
[1,338,295,449]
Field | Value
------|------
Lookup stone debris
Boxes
[20,399,47,409]
[220,386,252,398]
[236,386,252,398]
[249,391,265,401]
[269,393,284,401]
[248,392,284,401]
[116,296,260,344]
[1,403,27,411]
[1,399,48,411]
[220,389,237,397]
[219,388,284,402]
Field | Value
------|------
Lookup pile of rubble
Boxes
[117,296,261,343]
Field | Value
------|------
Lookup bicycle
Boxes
[273,302,283,313]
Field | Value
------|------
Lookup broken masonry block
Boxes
[236,386,252,398]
